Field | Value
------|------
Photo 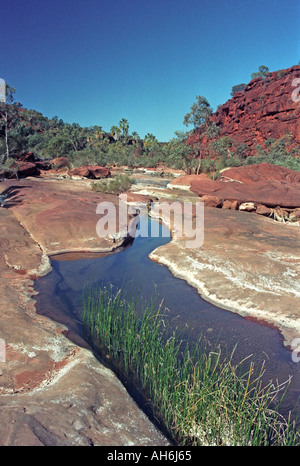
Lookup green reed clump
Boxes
[82,285,299,446]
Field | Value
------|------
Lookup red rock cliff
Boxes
[189,65,300,156]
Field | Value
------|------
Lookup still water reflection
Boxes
[35,213,300,424]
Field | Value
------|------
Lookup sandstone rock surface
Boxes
[68,165,111,179]
[219,163,300,184]
[129,176,300,346]
[169,163,300,211]
[0,178,129,255]
[149,202,300,346]
[0,177,169,446]
[1,172,300,445]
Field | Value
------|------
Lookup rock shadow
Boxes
[0,185,31,208]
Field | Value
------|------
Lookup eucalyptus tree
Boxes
[231,83,247,96]
[166,130,195,173]
[251,65,270,80]
[183,95,217,174]
[0,84,26,163]
[183,95,213,129]
[61,123,87,152]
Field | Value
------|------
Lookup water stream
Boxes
[34,176,300,430]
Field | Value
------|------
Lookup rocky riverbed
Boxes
[130,169,300,346]
[0,168,299,445]
[0,176,169,446]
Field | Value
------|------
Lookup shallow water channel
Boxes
[34,185,300,434]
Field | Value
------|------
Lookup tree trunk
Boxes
[4,111,9,163]
[196,149,202,175]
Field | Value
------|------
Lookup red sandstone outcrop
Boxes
[50,156,70,169]
[16,152,51,172]
[219,163,300,184]
[0,178,128,255]
[0,154,113,181]
[169,163,300,217]
[17,161,41,178]
[0,152,52,179]
[68,165,111,179]
[189,177,300,208]
[0,160,41,179]
[188,65,300,156]
[0,174,299,444]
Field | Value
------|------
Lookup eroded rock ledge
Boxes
[168,163,300,221]
[128,168,300,347]
[148,201,300,347]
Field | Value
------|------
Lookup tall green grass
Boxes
[82,284,299,446]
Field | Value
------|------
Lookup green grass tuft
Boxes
[82,284,299,446]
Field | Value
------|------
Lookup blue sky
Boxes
[1,0,299,141]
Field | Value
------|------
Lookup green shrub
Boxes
[91,174,134,194]
[0,158,20,178]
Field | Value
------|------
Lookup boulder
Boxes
[35,160,51,170]
[68,166,91,178]
[219,163,300,184]
[256,204,272,216]
[17,151,36,163]
[200,195,223,208]
[88,165,111,179]
[0,162,41,180]
[222,200,233,209]
[50,157,70,169]
[289,208,300,222]
[68,165,110,179]
[0,153,51,180]
[231,200,239,210]
[17,161,40,178]
[239,202,256,212]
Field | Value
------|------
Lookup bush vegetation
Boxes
[1,81,299,178]
[202,135,300,176]
[91,174,135,194]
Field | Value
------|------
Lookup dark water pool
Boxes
[34,213,300,426]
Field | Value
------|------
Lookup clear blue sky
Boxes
[1,0,299,141]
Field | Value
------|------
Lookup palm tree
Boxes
[119,118,129,137]
[110,125,121,141]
